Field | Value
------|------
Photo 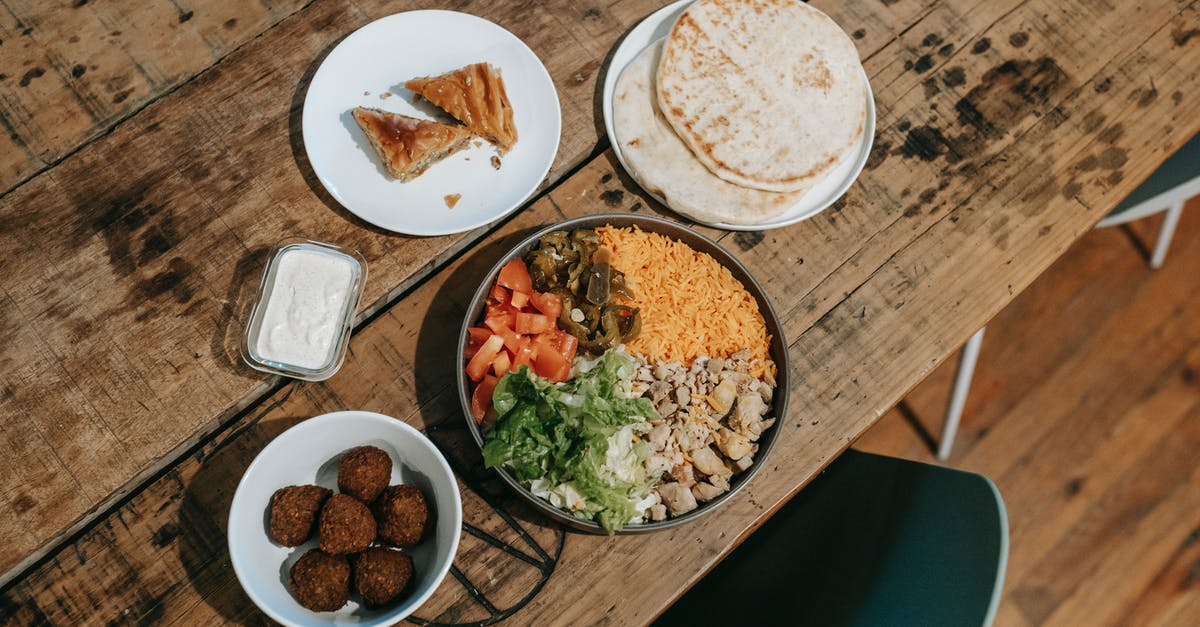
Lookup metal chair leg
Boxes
[1150,200,1185,269]
[939,327,986,460]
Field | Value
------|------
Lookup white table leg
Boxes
[1151,200,1185,269]
[939,327,986,460]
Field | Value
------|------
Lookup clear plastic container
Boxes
[241,238,367,381]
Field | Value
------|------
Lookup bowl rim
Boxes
[456,213,790,533]
[227,410,463,626]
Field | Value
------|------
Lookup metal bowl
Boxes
[456,213,789,533]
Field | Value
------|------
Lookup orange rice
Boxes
[597,225,776,379]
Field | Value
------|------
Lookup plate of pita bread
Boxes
[602,0,875,230]
[303,11,561,236]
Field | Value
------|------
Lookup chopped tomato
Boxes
[555,330,579,362]
[515,312,556,335]
[466,334,504,382]
[488,284,510,306]
[512,338,537,371]
[465,327,492,359]
[471,374,499,423]
[510,290,530,309]
[496,258,532,294]
[484,317,523,354]
[529,291,563,319]
[533,335,571,382]
[491,351,511,377]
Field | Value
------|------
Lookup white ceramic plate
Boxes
[303,11,561,236]
[228,411,462,627]
[601,0,876,231]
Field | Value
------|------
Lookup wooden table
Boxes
[0,0,1195,623]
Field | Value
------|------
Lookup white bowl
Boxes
[228,411,462,626]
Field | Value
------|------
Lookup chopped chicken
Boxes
[715,427,754,460]
[710,378,738,414]
[691,446,728,477]
[658,483,698,516]
[670,463,696,487]
[692,482,724,502]
[648,423,671,451]
[648,503,667,521]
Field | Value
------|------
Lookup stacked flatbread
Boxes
[613,0,867,226]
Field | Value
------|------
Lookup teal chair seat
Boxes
[1107,132,1200,218]
[655,450,1008,627]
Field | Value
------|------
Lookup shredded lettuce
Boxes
[482,350,659,532]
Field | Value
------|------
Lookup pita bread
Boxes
[657,0,866,193]
[614,40,807,225]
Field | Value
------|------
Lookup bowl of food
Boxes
[457,213,788,533]
[228,411,461,626]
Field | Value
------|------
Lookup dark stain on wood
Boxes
[896,125,951,162]
[629,202,643,212]
[734,231,764,251]
[1061,180,1082,199]
[132,257,196,311]
[1182,366,1197,385]
[599,189,624,207]
[113,89,133,104]
[864,139,892,170]
[224,18,238,29]
[1135,87,1157,108]
[582,8,601,19]
[897,120,912,132]
[600,172,612,184]
[1097,146,1128,169]
[918,188,938,203]
[922,77,940,98]
[1095,76,1113,93]
[1106,170,1123,185]
[904,59,913,71]
[179,11,194,23]
[1038,225,1052,236]
[1172,28,1200,47]
[943,66,966,87]
[938,44,954,57]
[913,54,934,73]
[1098,123,1124,144]
[19,67,45,87]
[1009,32,1030,48]
[71,64,86,78]
[13,494,36,513]
[1081,111,1106,132]
[922,33,944,47]
[971,38,991,54]
[852,29,865,40]
[1172,91,1183,105]
[150,523,180,548]
[1064,477,1085,496]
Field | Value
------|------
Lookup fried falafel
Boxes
[318,494,376,555]
[269,485,332,546]
[374,484,429,548]
[353,547,415,608]
[337,446,392,503]
[289,549,350,612]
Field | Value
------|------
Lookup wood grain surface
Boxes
[1,0,1197,622]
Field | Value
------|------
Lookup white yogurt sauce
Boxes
[255,248,356,369]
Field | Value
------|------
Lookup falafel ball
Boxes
[289,549,350,612]
[337,446,392,503]
[318,493,377,555]
[374,484,429,547]
[353,547,415,608]
[269,485,332,546]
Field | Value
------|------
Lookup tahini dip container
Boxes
[242,238,367,381]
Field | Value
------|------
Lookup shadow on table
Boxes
[176,406,307,624]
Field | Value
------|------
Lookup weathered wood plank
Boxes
[0,0,312,194]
